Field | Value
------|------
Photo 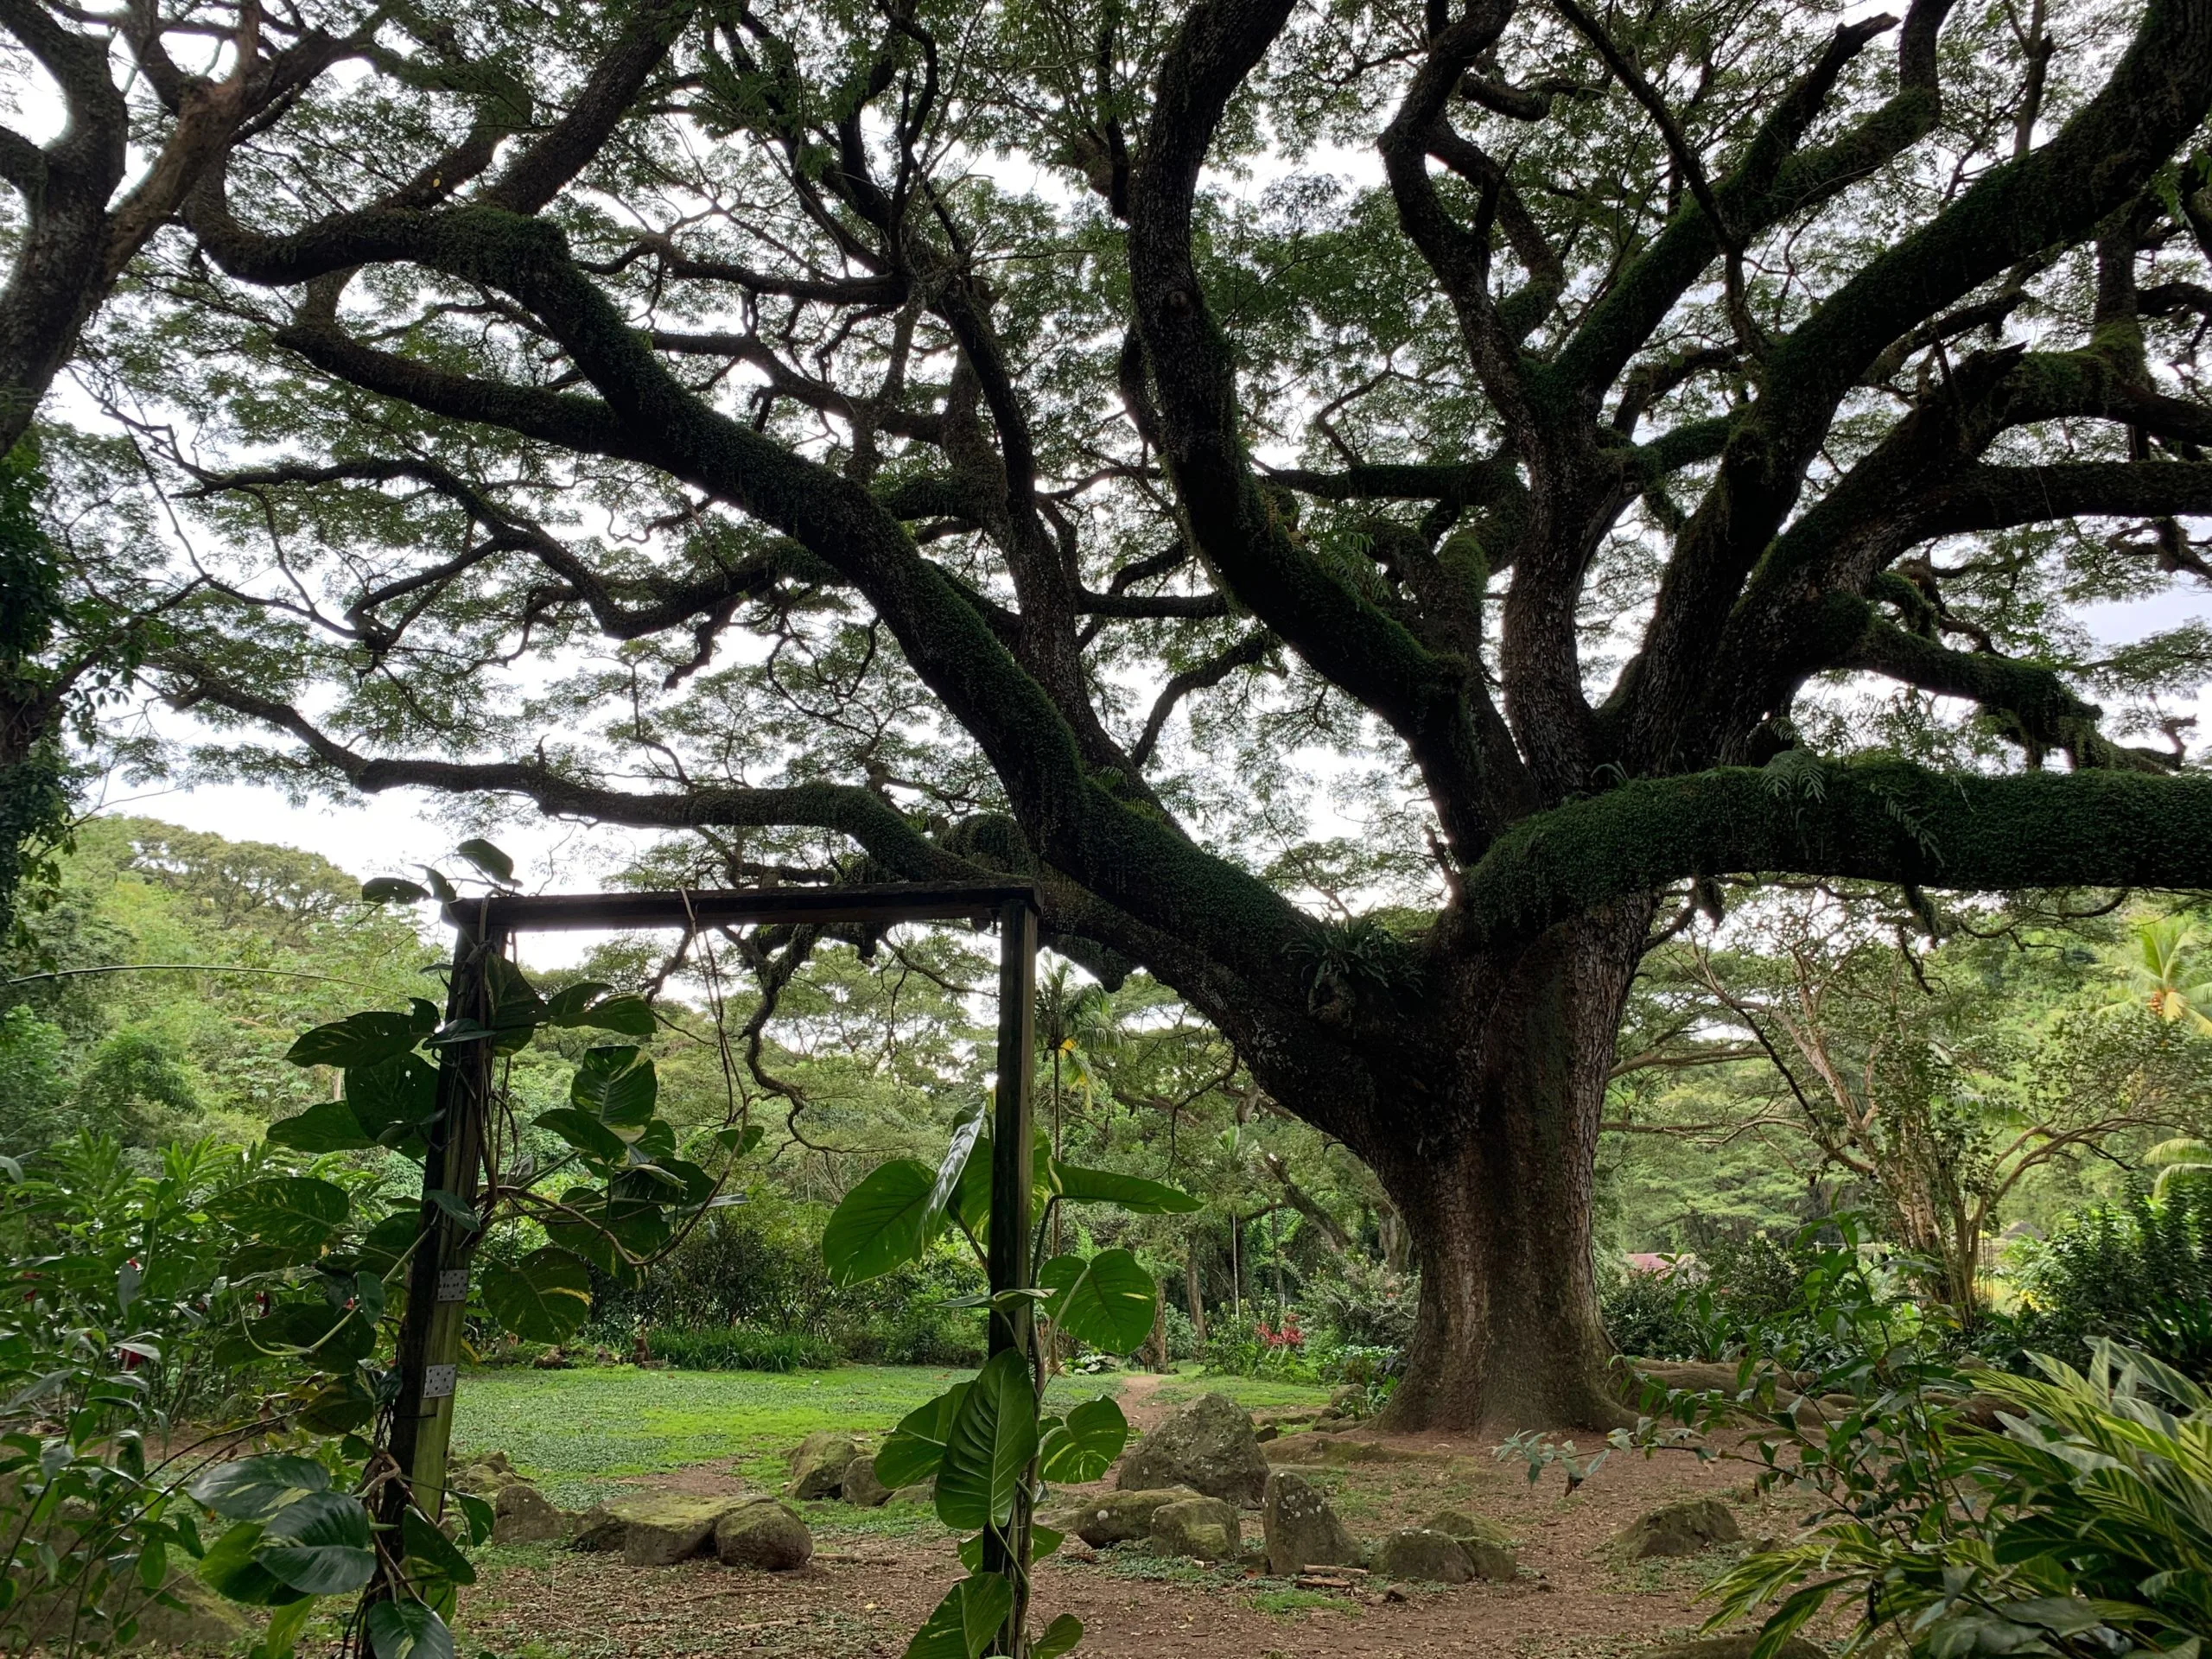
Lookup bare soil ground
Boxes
[454,1375,1815,1659]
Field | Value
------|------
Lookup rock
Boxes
[1061,1485,1205,1547]
[1637,1638,1827,1659]
[1147,1495,1239,1560]
[888,1480,935,1505]
[569,1506,625,1552]
[1263,1435,1408,1466]
[840,1453,891,1508]
[491,1482,572,1545]
[787,1431,861,1501]
[714,1498,814,1571]
[452,1450,524,1496]
[1421,1510,1516,1579]
[1372,1528,1474,1584]
[607,1495,742,1567]
[1116,1393,1268,1505]
[1261,1471,1357,1576]
[1615,1497,1741,1559]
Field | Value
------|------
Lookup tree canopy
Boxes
[13,0,2212,1424]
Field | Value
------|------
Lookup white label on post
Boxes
[436,1268,468,1303]
[422,1363,457,1401]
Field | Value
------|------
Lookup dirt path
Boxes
[461,1421,1808,1659]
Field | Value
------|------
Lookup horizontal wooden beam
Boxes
[442,880,1036,933]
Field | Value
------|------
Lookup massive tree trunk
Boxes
[1331,908,1649,1430]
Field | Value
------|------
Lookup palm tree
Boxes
[2145,1136,2212,1203]
[2118,917,2212,1033]
[1034,963,1121,1162]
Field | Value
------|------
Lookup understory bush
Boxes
[645,1324,838,1372]
[2012,1192,2212,1380]
[1306,1254,1416,1349]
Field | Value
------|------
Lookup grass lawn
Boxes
[1152,1366,1336,1411]
[451,1363,1123,1508]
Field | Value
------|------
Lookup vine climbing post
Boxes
[985,893,1037,1653]
[383,902,503,1529]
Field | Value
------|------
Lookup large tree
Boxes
[69,0,2212,1424]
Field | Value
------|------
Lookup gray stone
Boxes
[1115,1393,1268,1506]
[1637,1639,1827,1659]
[1372,1528,1474,1584]
[1147,1495,1239,1560]
[1615,1497,1741,1560]
[491,1481,571,1545]
[787,1431,862,1501]
[840,1453,891,1508]
[888,1480,935,1505]
[608,1495,739,1566]
[714,1499,814,1571]
[1059,1484,1205,1547]
[1261,1471,1357,1576]
[1263,1435,1409,1466]
[1423,1509,1517,1578]
[452,1450,524,1497]
[569,1506,624,1552]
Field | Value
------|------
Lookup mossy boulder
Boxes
[1116,1393,1268,1505]
[1615,1497,1741,1560]
[841,1454,891,1508]
[491,1481,571,1545]
[714,1499,813,1571]
[604,1495,745,1566]
[1055,1484,1205,1547]
[1263,1434,1409,1466]
[1372,1528,1474,1583]
[787,1432,862,1501]
[1423,1509,1517,1578]
[888,1480,936,1505]
[1147,1495,1239,1560]
[1261,1471,1357,1575]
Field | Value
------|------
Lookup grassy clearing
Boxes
[452,1363,1122,1507]
[1151,1368,1336,1410]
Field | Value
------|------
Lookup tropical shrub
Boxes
[1601,1262,1704,1359]
[1306,1254,1415,1350]
[1707,1341,2212,1657]
[2013,1192,2212,1380]
[645,1325,838,1373]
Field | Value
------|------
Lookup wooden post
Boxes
[382,906,503,1528]
[982,895,1035,1653]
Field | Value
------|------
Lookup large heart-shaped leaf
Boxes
[251,1301,377,1365]
[197,1522,301,1607]
[533,1108,627,1166]
[284,1011,427,1070]
[573,994,655,1037]
[1038,1395,1128,1484]
[1036,1249,1156,1352]
[403,1507,477,1587]
[365,1599,453,1659]
[188,1454,328,1522]
[480,1247,593,1342]
[264,1099,373,1154]
[346,1054,438,1141]
[822,1160,938,1287]
[361,877,431,905]
[207,1178,351,1257]
[571,1046,658,1131]
[1046,1162,1198,1214]
[1032,1612,1084,1659]
[935,1349,1037,1532]
[256,1491,375,1595]
[903,1573,1014,1659]
[874,1382,970,1490]
[454,837,514,884]
[929,1103,988,1229]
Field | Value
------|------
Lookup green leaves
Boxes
[365,1599,454,1659]
[479,1247,593,1342]
[570,1046,658,1132]
[207,1179,350,1265]
[1045,1162,1198,1215]
[533,1108,628,1165]
[1036,1249,1156,1351]
[454,838,513,885]
[821,1159,938,1287]
[875,1382,970,1489]
[188,1454,329,1521]
[360,877,431,905]
[263,1099,375,1154]
[255,1492,375,1595]
[1039,1396,1128,1484]
[904,1572,1014,1659]
[284,1010,429,1070]
[1033,1612,1084,1659]
[936,1350,1037,1532]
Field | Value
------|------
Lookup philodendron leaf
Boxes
[1032,1612,1085,1659]
[479,1247,593,1343]
[935,1349,1038,1532]
[365,1599,453,1659]
[903,1573,1014,1659]
[874,1382,970,1490]
[254,1491,375,1596]
[928,1103,988,1229]
[188,1454,329,1522]
[1045,1162,1199,1214]
[284,1011,426,1070]
[207,1179,352,1257]
[573,994,655,1037]
[533,1107,628,1165]
[1038,1395,1128,1484]
[1035,1249,1156,1352]
[454,838,514,884]
[264,1099,373,1154]
[361,877,431,905]
[571,1046,658,1132]
[821,1159,938,1287]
